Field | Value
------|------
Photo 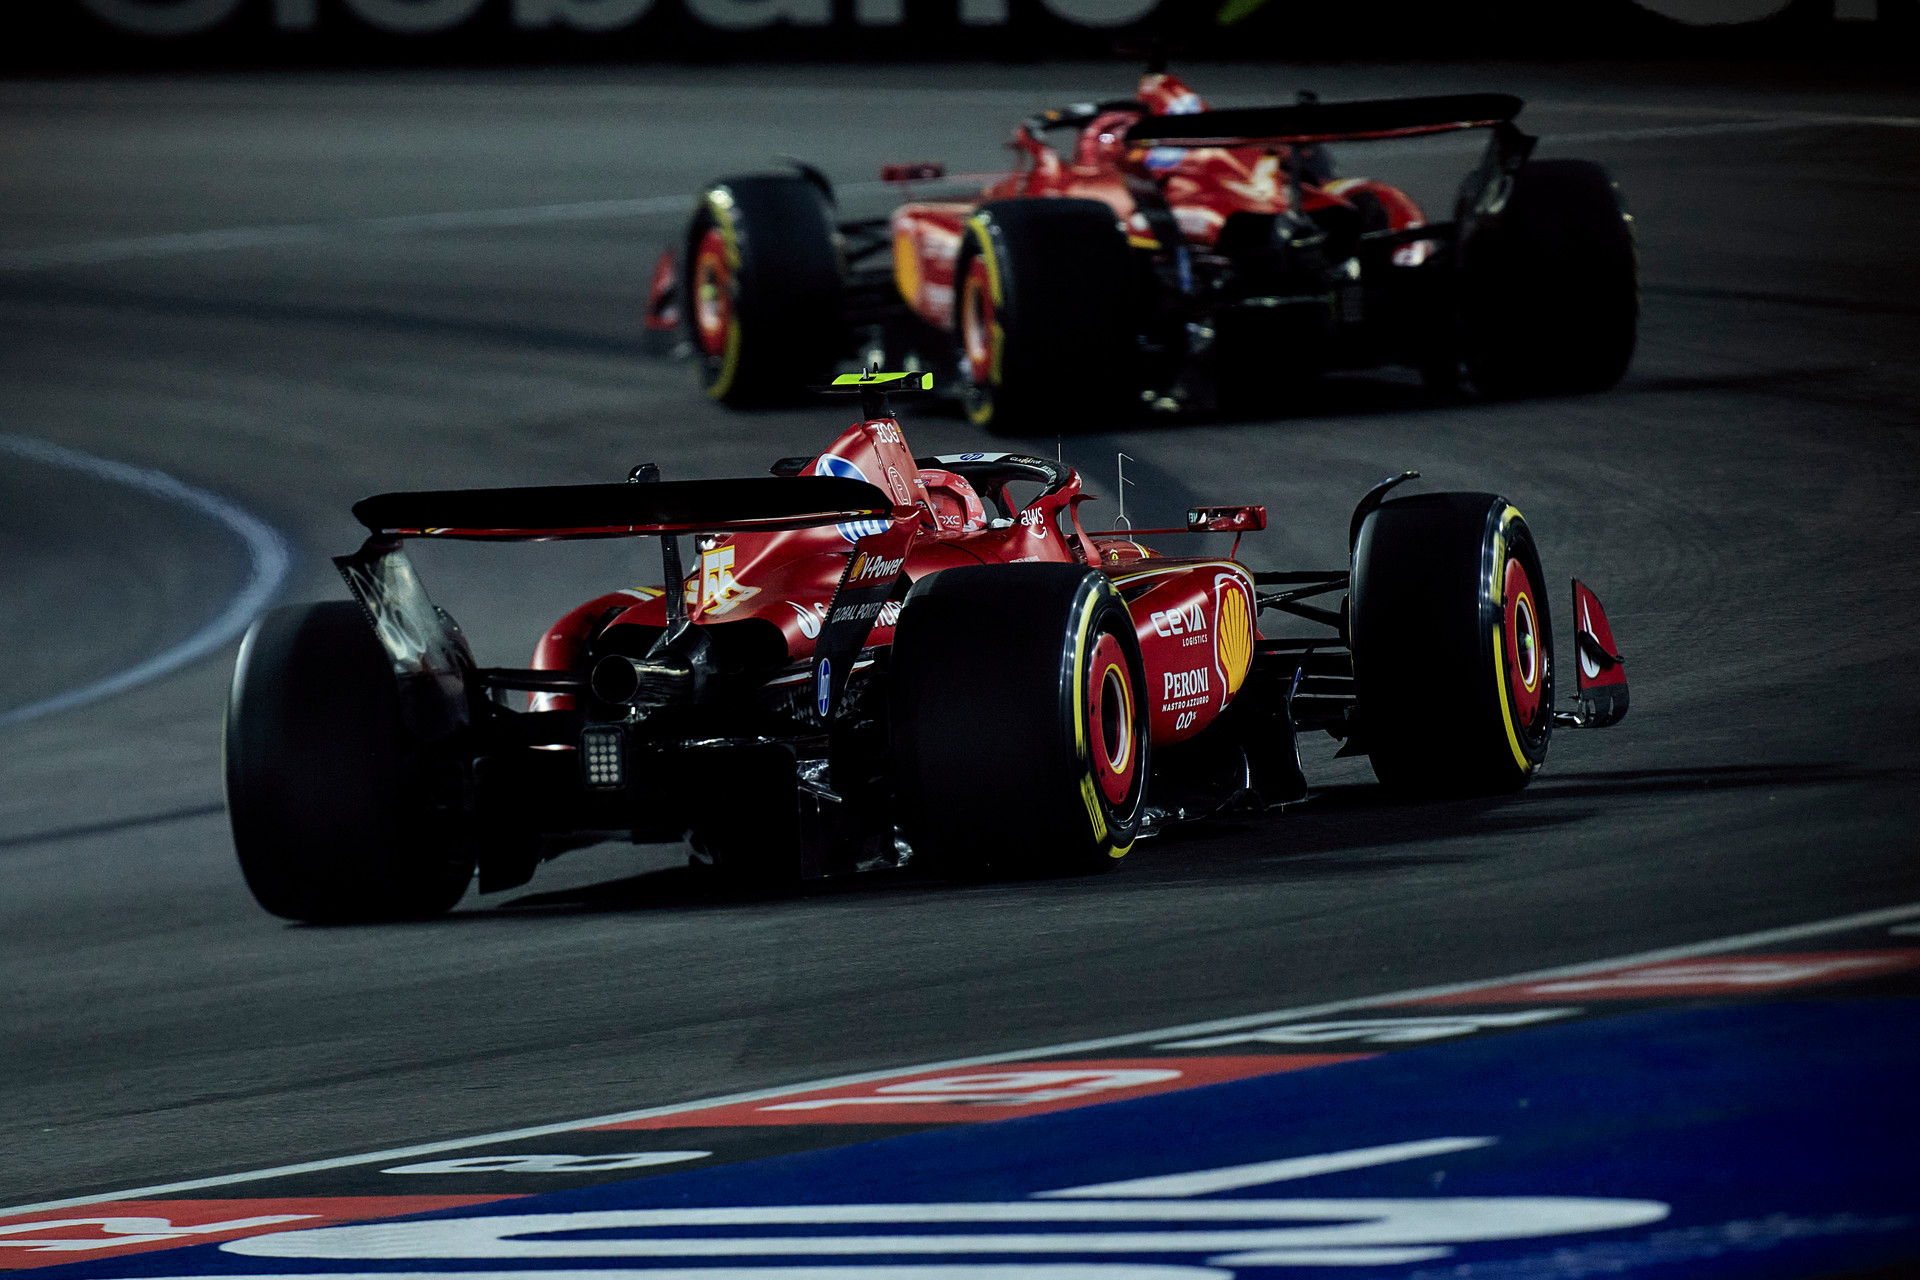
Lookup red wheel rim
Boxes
[1085,631,1137,805]
[960,255,996,387]
[692,227,733,359]
[1503,556,1543,727]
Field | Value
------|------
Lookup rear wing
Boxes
[1125,93,1536,256]
[1122,92,1523,148]
[337,474,910,740]
[353,475,898,541]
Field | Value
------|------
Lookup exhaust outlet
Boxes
[590,653,693,707]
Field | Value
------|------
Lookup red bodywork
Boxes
[531,412,1258,751]
[887,72,1430,334]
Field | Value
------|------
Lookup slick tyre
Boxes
[891,564,1148,876]
[954,199,1134,436]
[687,175,844,407]
[1351,494,1553,796]
[225,602,474,922]
[1461,159,1638,397]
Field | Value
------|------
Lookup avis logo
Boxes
[222,1136,1670,1270]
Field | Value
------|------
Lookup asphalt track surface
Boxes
[2,63,1918,1239]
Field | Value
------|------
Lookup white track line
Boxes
[5,897,1916,1219]
[5,109,1918,274]
[0,436,293,728]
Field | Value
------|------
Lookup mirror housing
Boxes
[1187,505,1267,533]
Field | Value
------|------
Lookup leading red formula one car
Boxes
[224,372,1630,922]
[649,71,1638,429]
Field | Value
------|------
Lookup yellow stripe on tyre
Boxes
[962,214,1006,425]
[965,213,1004,309]
[1490,506,1531,775]
[1071,579,1133,861]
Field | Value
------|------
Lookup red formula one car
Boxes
[224,372,1629,922]
[649,71,1638,429]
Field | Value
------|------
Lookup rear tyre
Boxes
[1351,494,1553,796]
[1461,159,1638,398]
[687,175,844,407]
[225,602,474,922]
[891,564,1148,876]
[953,199,1135,436]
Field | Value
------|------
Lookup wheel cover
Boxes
[1085,630,1138,805]
[1503,556,1544,728]
[692,227,734,359]
[960,255,997,387]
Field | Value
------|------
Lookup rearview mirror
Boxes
[1188,505,1267,533]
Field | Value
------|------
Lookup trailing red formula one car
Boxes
[648,71,1638,429]
[224,372,1629,922]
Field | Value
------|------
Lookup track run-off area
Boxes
[4,902,1920,1277]
[2,63,1917,1279]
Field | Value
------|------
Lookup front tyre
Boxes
[687,175,844,407]
[225,602,474,922]
[1350,494,1553,796]
[891,564,1148,876]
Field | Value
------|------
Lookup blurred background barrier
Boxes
[11,0,1916,70]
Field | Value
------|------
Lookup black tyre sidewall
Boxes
[1351,494,1554,796]
[891,564,1148,875]
[688,175,844,406]
[955,199,1135,436]
[225,601,472,922]
[1462,159,1639,398]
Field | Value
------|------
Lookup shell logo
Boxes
[1216,579,1253,697]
